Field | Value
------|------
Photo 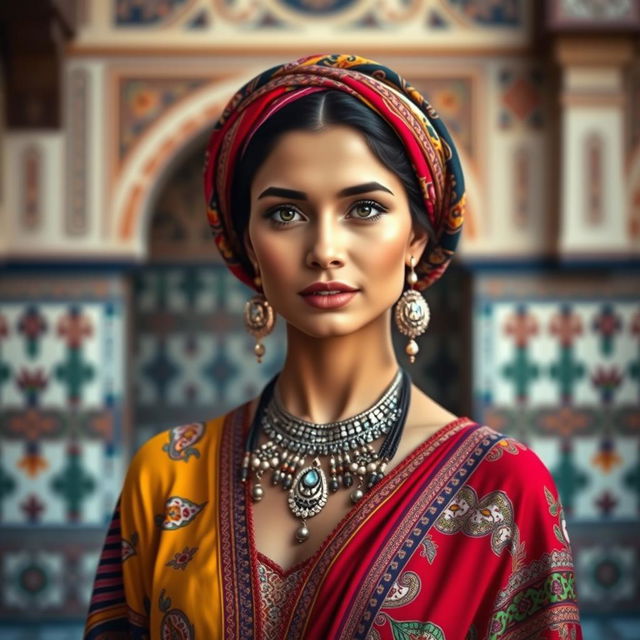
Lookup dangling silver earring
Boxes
[243,275,275,363]
[394,256,430,364]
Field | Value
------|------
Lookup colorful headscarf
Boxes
[204,53,465,291]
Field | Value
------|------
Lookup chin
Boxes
[284,314,366,339]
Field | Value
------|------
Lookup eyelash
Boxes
[265,199,389,228]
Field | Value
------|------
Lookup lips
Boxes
[299,281,360,310]
[299,281,359,295]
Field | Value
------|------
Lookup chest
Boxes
[249,424,430,571]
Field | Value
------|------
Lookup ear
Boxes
[406,224,429,265]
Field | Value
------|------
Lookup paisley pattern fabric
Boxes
[203,53,466,292]
[83,408,583,639]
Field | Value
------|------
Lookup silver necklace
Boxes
[241,370,410,543]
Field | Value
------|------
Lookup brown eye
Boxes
[268,206,303,225]
[354,204,373,217]
[348,200,387,221]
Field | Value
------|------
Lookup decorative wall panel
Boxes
[74,0,533,49]
[65,69,90,236]
[0,275,128,628]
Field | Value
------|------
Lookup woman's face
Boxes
[245,125,428,339]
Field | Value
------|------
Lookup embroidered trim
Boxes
[288,418,480,639]
[490,602,581,640]
[348,427,501,640]
[493,549,575,610]
[219,405,258,640]
[257,554,308,639]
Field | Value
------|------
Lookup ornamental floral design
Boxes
[382,571,421,608]
[435,485,516,556]
[162,422,204,462]
[122,531,138,561]
[158,588,195,640]
[154,496,206,530]
[166,546,198,570]
[486,437,527,462]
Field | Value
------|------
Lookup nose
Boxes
[305,215,345,270]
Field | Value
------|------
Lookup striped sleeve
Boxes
[83,496,150,639]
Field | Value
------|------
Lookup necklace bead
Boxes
[243,369,411,542]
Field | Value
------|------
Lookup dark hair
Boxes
[230,90,434,276]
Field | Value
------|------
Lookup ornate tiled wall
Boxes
[474,272,640,633]
[0,274,127,632]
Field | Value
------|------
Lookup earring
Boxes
[243,275,275,363]
[394,256,430,364]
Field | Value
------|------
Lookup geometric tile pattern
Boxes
[0,529,106,620]
[131,265,287,447]
[498,67,544,129]
[410,77,474,158]
[0,274,127,628]
[473,271,640,619]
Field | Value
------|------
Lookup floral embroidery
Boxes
[486,438,527,462]
[166,546,198,570]
[435,485,516,556]
[382,572,421,608]
[158,589,195,639]
[388,618,446,640]
[155,496,206,530]
[121,531,138,562]
[487,573,578,639]
[419,534,438,565]
[162,422,204,462]
[545,486,570,546]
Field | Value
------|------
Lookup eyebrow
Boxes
[257,181,394,200]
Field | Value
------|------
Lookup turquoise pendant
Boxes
[288,462,328,520]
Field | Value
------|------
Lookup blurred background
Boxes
[0,0,638,638]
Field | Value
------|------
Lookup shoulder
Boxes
[470,426,560,503]
[122,403,248,499]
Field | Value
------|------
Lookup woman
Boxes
[84,54,582,639]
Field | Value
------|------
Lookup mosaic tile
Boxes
[0,275,128,626]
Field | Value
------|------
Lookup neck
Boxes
[276,312,400,424]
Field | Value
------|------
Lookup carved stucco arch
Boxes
[110,75,247,258]
[110,73,481,259]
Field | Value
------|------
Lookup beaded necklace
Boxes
[242,369,411,542]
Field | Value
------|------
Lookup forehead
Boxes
[251,125,403,194]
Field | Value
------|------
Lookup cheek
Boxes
[359,226,409,288]
[251,235,296,294]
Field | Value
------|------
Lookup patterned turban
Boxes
[203,53,465,291]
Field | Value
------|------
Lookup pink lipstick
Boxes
[298,281,359,310]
